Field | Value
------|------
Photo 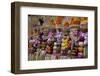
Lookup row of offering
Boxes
[28,15,88,61]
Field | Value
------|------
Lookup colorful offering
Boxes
[28,15,88,61]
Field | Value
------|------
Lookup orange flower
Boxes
[71,17,81,25]
[55,16,64,25]
[64,22,69,27]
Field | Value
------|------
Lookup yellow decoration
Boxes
[61,38,68,49]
